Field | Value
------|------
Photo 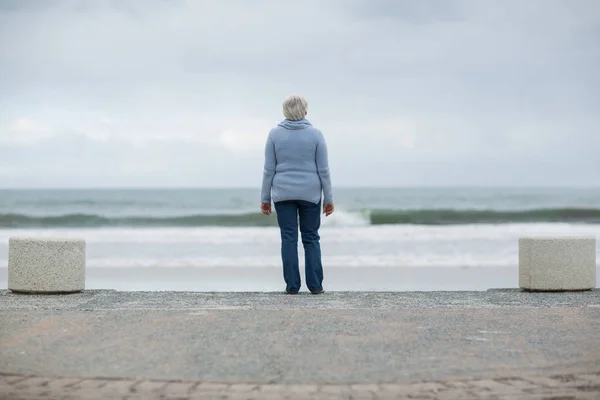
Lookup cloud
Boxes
[0,118,53,145]
[217,123,272,155]
[0,0,599,187]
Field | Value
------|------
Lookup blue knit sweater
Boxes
[261,118,333,205]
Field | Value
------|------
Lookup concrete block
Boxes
[8,237,85,293]
[519,236,596,291]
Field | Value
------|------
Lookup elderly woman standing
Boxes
[260,95,334,294]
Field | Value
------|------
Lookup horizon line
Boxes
[0,185,599,191]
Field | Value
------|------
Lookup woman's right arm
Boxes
[261,134,276,204]
[316,132,333,206]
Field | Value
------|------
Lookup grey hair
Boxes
[282,95,308,121]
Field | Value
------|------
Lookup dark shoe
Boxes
[310,290,325,295]
[285,290,299,295]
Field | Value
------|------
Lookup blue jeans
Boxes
[274,200,324,293]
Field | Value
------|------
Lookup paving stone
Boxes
[311,393,347,400]
[227,383,258,392]
[544,372,600,389]
[1,375,34,385]
[131,379,170,394]
[284,387,321,400]
[284,384,320,394]
[223,394,259,400]
[99,379,141,396]
[522,375,573,389]
[435,390,479,400]
[497,377,541,391]
[577,394,600,400]
[566,373,600,387]
[9,377,49,390]
[349,383,380,392]
[319,384,351,394]
[1,372,599,399]
[159,381,198,397]
[579,372,600,380]
[345,393,374,400]
[469,379,516,392]
[239,393,280,400]
[409,381,448,393]
[67,378,115,391]
[256,384,288,394]
[192,382,230,392]
[41,377,85,392]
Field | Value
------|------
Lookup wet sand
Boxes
[0,265,529,292]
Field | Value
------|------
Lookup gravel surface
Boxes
[1,289,599,400]
[1,289,599,311]
[2,290,600,385]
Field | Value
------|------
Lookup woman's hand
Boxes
[323,203,334,217]
[261,202,272,216]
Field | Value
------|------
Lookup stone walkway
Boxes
[2,372,600,399]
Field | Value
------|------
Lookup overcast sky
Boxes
[0,0,599,188]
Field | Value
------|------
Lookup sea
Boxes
[1,187,599,291]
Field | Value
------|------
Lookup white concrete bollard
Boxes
[8,237,86,293]
[519,237,596,291]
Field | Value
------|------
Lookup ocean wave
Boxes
[0,212,276,228]
[370,208,600,225]
[1,208,600,228]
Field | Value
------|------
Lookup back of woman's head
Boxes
[282,95,308,121]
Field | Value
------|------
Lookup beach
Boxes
[1,226,599,292]
[2,187,600,292]
[4,265,599,292]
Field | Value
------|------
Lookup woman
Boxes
[260,95,334,294]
